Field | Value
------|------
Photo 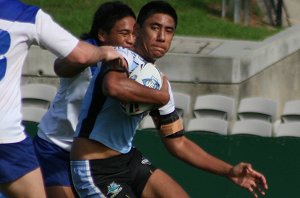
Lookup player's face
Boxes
[98,16,136,49]
[137,13,175,62]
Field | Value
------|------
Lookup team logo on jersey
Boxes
[141,157,151,165]
[107,182,123,197]
[142,76,160,89]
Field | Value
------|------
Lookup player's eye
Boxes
[166,28,175,34]
[151,25,160,31]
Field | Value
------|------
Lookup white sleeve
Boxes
[34,9,79,58]
[115,47,134,71]
[159,81,176,115]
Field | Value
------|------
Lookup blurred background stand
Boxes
[221,0,291,27]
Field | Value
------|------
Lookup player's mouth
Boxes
[124,44,134,50]
[151,46,166,54]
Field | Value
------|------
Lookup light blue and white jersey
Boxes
[0,0,78,143]
[75,47,175,154]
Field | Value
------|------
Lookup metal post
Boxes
[276,0,283,27]
[243,0,249,26]
[222,0,226,18]
[234,0,241,24]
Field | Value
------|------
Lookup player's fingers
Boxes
[248,177,268,197]
[247,169,268,190]
[119,57,128,69]
[105,46,122,60]
[255,186,266,196]
[249,179,265,195]
[247,186,258,198]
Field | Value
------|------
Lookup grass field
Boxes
[22,0,281,41]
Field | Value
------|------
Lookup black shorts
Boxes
[71,148,156,197]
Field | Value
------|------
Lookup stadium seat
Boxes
[173,92,191,118]
[186,117,228,135]
[21,83,57,109]
[139,115,156,130]
[139,92,191,130]
[237,97,277,122]
[281,100,300,122]
[273,122,300,137]
[21,106,47,138]
[193,94,235,120]
[231,120,272,137]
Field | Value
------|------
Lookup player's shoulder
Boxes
[115,47,135,58]
[0,0,39,23]
[114,47,147,71]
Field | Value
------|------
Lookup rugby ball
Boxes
[122,63,162,115]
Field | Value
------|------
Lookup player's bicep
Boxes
[101,60,128,96]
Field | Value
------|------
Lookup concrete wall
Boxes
[169,49,300,121]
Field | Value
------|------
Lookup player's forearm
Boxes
[66,41,105,65]
[163,137,233,177]
[55,41,121,77]
[54,41,97,77]
[54,58,86,77]
[105,77,169,106]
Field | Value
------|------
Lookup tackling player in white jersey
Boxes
[69,1,268,198]
[33,2,136,197]
[0,0,123,197]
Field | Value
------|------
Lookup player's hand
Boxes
[99,46,126,65]
[114,57,128,69]
[228,162,268,198]
[159,74,170,105]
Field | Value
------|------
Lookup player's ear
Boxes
[98,30,106,43]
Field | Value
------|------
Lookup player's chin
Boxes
[152,50,167,59]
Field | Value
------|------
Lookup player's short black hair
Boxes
[81,1,136,44]
[137,1,177,28]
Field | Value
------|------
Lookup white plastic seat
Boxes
[21,106,47,122]
[231,120,272,137]
[21,106,47,138]
[173,92,191,118]
[193,94,235,120]
[139,115,156,130]
[237,97,277,122]
[139,92,191,130]
[21,83,57,109]
[281,100,300,122]
[186,117,228,135]
[273,122,300,137]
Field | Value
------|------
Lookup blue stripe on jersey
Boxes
[0,0,39,23]
[84,38,99,76]
[79,69,107,138]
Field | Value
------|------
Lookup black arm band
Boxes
[151,110,184,137]
[149,109,180,130]
[164,130,185,138]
